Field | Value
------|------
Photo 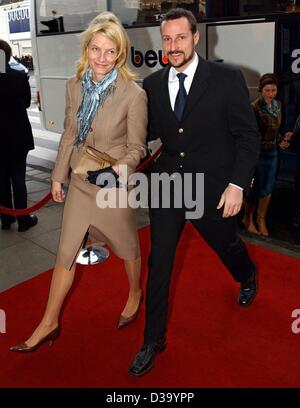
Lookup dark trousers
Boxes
[144,206,256,344]
[0,152,29,227]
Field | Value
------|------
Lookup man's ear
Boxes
[194,31,200,46]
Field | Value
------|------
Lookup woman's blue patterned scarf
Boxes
[75,67,117,145]
[259,96,281,118]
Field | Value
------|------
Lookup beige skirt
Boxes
[55,173,140,270]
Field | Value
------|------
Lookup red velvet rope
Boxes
[0,193,52,216]
[0,145,163,216]
[135,145,163,172]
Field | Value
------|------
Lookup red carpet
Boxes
[1,224,300,388]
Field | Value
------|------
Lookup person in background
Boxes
[0,39,38,232]
[10,12,147,353]
[243,73,290,236]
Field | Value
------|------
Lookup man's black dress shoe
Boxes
[238,269,258,307]
[18,215,38,232]
[128,338,166,377]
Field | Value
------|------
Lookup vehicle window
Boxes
[35,0,300,36]
[34,0,200,35]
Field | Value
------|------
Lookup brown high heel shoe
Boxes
[117,292,144,329]
[10,326,61,353]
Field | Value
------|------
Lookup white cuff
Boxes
[229,183,243,191]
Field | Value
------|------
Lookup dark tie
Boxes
[174,73,187,121]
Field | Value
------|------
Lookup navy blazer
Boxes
[143,56,260,210]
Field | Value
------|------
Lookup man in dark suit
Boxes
[128,9,260,377]
[0,40,38,231]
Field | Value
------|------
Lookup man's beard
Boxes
[168,49,194,68]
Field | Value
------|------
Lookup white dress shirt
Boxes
[168,52,198,110]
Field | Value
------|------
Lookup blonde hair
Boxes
[76,12,136,82]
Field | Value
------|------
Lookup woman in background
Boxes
[243,73,290,236]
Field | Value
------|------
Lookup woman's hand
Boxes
[284,131,294,142]
[278,131,293,150]
[278,139,290,150]
[51,181,65,202]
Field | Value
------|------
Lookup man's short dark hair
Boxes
[161,8,197,34]
[0,39,12,64]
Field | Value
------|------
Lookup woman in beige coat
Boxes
[10,13,147,352]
